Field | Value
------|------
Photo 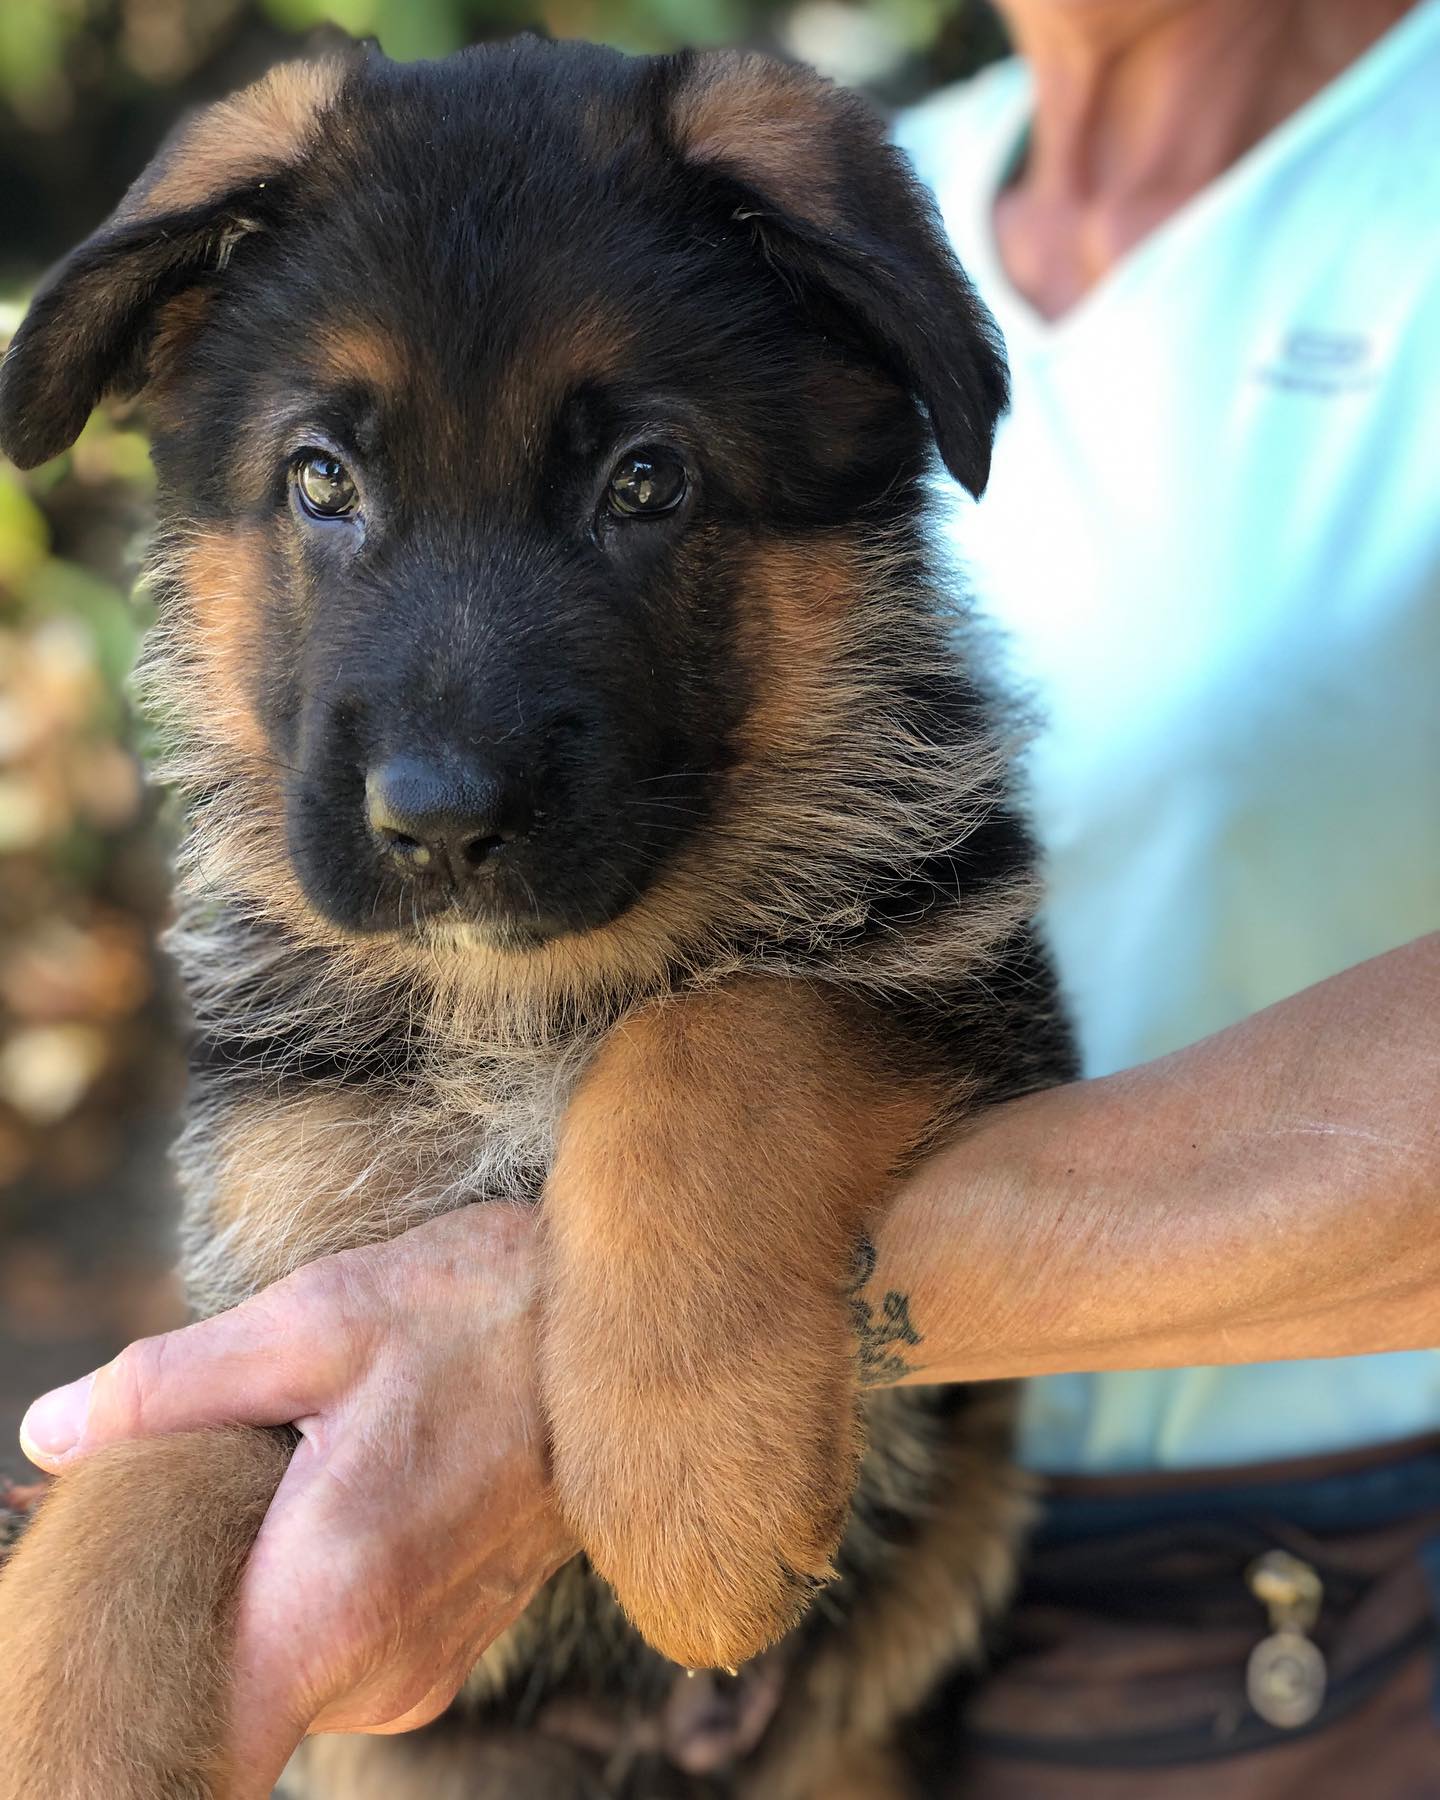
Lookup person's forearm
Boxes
[863,934,1440,1384]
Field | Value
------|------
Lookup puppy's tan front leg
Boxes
[0,1426,292,1800]
[540,978,935,1671]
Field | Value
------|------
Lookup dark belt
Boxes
[953,1433,1440,1774]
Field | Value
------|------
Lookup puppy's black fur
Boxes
[0,38,1074,1800]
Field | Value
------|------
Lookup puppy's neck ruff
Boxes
[149,519,1031,1055]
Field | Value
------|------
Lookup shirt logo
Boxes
[1254,329,1379,396]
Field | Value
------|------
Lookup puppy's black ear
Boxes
[0,57,353,469]
[665,51,1007,497]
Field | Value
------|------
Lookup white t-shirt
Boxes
[896,0,1440,1473]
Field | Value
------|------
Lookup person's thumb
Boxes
[20,1260,368,1470]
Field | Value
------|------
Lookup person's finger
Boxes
[323,1666,468,1738]
[324,1548,568,1737]
[231,1424,571,1744]
[20,1257,375,1469]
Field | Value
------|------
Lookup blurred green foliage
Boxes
[0,339,177,1200]
[250,0,978,58]
[0,0,999,95]
[0,0,1005,277]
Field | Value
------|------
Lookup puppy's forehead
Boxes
[295,304,638,430]
[305,43,672,324]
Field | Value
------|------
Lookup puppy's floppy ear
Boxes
[664,51,1007,498]
[0,57,353,469]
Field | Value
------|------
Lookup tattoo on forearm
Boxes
[848,1236,924,1388]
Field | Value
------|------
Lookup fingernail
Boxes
[20,1372,95,1461]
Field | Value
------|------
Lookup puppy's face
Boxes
[154,70,904,945]
[1,41,1006,956]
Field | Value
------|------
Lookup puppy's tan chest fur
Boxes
[178,1030,598,1317]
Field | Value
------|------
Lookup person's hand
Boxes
[17,1202,577,1788]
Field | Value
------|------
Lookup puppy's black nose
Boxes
[365,756,525,877]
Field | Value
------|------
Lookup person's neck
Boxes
[992,0,1415,319]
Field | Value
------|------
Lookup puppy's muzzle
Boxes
[365,755,530,883]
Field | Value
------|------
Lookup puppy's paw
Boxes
[544,1300,863,1671]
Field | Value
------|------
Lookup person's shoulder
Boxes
[1296,4,1440,288]
[1371,0,1440,112]
[891,57,1030,188]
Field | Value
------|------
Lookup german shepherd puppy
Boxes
[0,37,1074,1800]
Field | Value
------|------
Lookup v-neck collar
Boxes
[966,0,1440,347]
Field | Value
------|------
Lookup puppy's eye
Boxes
[295,452,359,519]
[605,448,687,518]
